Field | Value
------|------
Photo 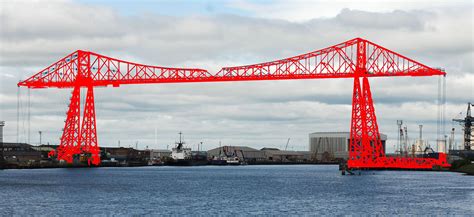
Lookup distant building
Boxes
[102,147,150,166]
[207,146,310,163]
[149,149,172,160]
[308,132,387,160]
[1,143,42,165]
[260,148,305,162]
[208,146,266,163]
[32,145,56,159]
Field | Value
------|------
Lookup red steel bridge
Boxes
[18,38,450,169]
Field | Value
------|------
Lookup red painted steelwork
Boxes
[18,38,449,169]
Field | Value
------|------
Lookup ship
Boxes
[209,145,246,165]
[168,132,208,166]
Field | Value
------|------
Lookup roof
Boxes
[262,149,304,156]
[261,147,279,151]
[208,146,259,152]
[150,149,172,152]
[309,132,387,140]
[1,143,33,148]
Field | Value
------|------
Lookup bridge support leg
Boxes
[348,77,451,170]
[57,86,82,163]
[81,86,101,165]
[348,77,384,168]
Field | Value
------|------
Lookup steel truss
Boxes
[19,38,449,169]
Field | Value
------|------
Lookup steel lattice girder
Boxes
[18,38,449,169]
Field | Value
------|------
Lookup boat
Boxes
[210,156,227,165]
[226,156,241,165]
[168,132,208,166]
[209,146,246,165]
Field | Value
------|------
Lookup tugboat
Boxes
[169,132,207,166]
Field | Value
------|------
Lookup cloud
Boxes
[334,9,431,30]
[0,0,472,153]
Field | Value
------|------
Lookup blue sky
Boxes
[76,0,253,17]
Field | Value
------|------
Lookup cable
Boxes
[28,88,31,144]
[437,76,441,141]
[443,75,446,143]
[16,85,20,143]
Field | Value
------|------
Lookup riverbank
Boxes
[449,159,474,176]
[454,164,474,175]
[0,161,338,170]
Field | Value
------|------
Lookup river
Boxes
[0,165,472,215]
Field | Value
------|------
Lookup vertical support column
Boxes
[361,77,384,159]
[348,39,385,169]
[349,39,367,168]
[349,77,363,167]
[77,50,101,165]
[81,86,100,165]
[57,86,81,163]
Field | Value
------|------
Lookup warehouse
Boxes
[207,146,266,163]
[309,132,387,161]
[207,146,308,163]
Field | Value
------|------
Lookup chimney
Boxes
[0,121,4,144]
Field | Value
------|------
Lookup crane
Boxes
[18,38,450,169]
[453,102,473,150]
[284,138,290,151]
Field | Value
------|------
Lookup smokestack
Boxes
[0,121,4,144]
[419,125,423,141]
[0,121,4,168]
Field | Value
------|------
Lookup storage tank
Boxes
[437,139,446,153]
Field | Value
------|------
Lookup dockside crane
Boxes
[453,103,473,150]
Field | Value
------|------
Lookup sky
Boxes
[0,0,473,152]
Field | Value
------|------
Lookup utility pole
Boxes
[449,128,455,150]
[404,126,408,156]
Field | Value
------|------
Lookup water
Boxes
[0,165,472,216]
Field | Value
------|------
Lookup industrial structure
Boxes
[309,132,387,161]
[0,121,4,144]
[453,103,473,150]
[207,146,309,164]
[17,38,450,169]
[0,121,5,168]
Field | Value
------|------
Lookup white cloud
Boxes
[228,0,471,22]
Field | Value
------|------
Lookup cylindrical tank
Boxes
[437,139,446,153]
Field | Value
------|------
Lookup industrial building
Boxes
[102,147,150,166]
[309,132,387,160]
[1,143,42,166]
[207,146,310,164]
[149,149,172,160]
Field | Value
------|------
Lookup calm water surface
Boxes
[0,165,473,215]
